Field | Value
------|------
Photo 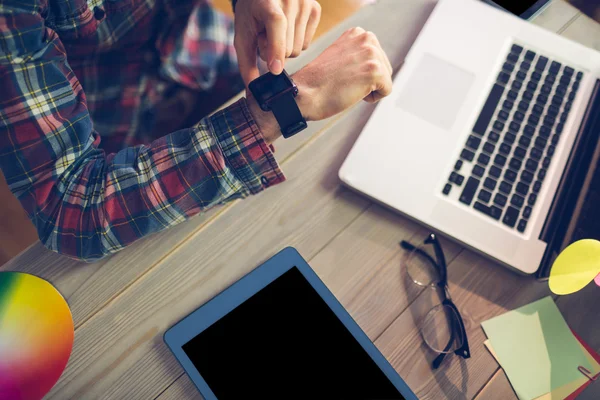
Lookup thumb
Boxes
[259,7,287,75]
[236,35,260,87]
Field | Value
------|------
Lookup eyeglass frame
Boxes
[400,233,471,369]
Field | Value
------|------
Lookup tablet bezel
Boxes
[482,0,551,20]
[164,246,418,400]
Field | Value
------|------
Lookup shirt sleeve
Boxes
[0,3,285,262]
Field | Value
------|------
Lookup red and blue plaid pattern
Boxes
[0,0,285,261]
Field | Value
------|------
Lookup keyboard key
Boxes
[467,135,481,150]
[518,101,529,112]
[473,164,485,178]
[560,75,571,86]
[499,143,511,155]
[531,71,542,81]
[460,177,480,205]
[521,170,534,184]
[524,50,535,61]
[511,194,525,208]
[538,168,547,180]
[503,62,515,73]
[549,61,561,74]
[484,177,497,190]
[564,66,574,76]
[565,101,572,112]
[531,147,543,160]
[556,85,568,96]
[526,158,538,172]
[519,135,531,148]
[537,94,549,104]
[569,91,576,101]
[498,110,510,121]
[539,125,551,139]
[516,71,527,81]
[504,169,517,183]
[573,81,580,91]
[494,121,505,131]
[489,131,500,143]
[532,104,544,116]
[576,71,583,80]
[548,104,560,116]
[481,143,494,155]
[541,84,552,94]
[503,206,519,227]
[528,114,540,126]
[478,153,491,166]
[516,182,529,196]
[508,90,519,100]
[556,123,564,134]
[509,121,521,132]
[528,193,537,206]
[542,157,551,168]
[545,74,556,84]
[527,81,538,91]
[498,72,511,84]
[514,111,525,122]
[551,95,563,106]
[449,172,464,186]
[511,44,523,54]
[520,61,531,71]
[500,180,513,194]
[495,154,507,167]
[509,158,522,170]
[512,81,523,91]
[474,201,503,220]
[443,183,452,195]
[523,206,532,218]
[547,145,556,156]
[478,189,492,203]
[544,115,556,127]
[514,146,527,159]
[524,125,535,137]
[505,132,516,144]
[455,160,463,171]
[461,148,475,161]
[535,136,548,149]
[522,91,533,101]
[551,134,560,145]
[494,193,507,207]
[508,53,519,63]
[489,165,502,178]
[535,56,548,71]
[560,112,569,123]
[517,219,528,233]
[533,181,541,193]
[473,84,505,135]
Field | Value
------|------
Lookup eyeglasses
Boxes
[400,233,470,369]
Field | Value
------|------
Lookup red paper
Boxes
[565,330,600,400]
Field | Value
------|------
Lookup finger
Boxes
[235,34,260,86]
[366,72,393,103]
[303,1,321,50]
[343,26,365,39]
[283,2,298,58]
[259,5,288,74]
[258,33,268,62]
[292,2,310,57]
[366,31,393,76]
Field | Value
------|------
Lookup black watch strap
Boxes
[268,92,307,138]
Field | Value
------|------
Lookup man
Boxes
[0,0,392,261]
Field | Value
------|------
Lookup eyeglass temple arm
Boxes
[425,234,448,285]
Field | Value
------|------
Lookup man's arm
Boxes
[0,2,285,261]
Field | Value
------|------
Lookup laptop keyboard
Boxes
[442,44,583,233]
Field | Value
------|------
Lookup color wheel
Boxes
[0,272,73,400]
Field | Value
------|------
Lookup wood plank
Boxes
[531,0,581,33]
[155,374,202,400]
[560,12,600,50]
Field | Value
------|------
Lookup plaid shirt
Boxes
[0,0,285,261]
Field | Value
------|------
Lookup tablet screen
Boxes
[182,267,405,399]
[489,0,543,16]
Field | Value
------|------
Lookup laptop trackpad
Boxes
[396,53,475,130]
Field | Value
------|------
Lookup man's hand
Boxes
[293,27,393,121]
[247,27,393,144]
[234,0,322,86]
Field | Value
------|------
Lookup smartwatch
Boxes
[248,70,308,138]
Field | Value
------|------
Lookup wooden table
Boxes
[3,1,600,398]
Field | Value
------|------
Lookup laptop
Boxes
[339,0,600,275]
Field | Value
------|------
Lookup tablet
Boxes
[483,0,551,19]
[164,247,418,400]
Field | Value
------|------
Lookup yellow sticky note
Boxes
[549,239,600,295]
[484,340,600,400]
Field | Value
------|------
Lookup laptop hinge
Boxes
[536,79,600,279]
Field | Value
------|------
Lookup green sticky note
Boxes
[481,296,591,400]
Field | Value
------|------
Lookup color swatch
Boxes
[0,272,73,400]
[549,239,600,295]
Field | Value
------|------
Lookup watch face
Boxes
[250,72,294,110]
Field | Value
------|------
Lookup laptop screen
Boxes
[182,267,405,399]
